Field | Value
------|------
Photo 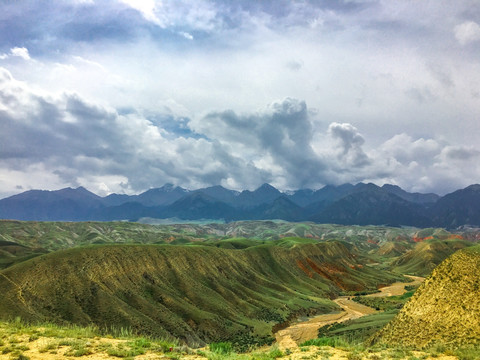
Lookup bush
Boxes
[209,342,233,354]
[301,336,349,348]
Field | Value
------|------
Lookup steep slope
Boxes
[246,196,305,221]
[372,245,480,348]
[0,241,400,345]
[431,184,480,228]
[134,184,189,206]
[158,192,237,220]
[381,184,439,205]
[0,187,104,221]
[376,241,410,258]
[194,185,240,205]
[236,183,283,208]
[310,184,431,227]
[102,184,190,207]
[391,239,472,276]
[0,240,47,269]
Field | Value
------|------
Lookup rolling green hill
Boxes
[0,241,401,347]
[391,239,472,276]
[372,245,480,348]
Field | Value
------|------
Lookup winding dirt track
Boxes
[275,275,424,349]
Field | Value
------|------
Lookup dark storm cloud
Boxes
[0,67,269,193]
[2,1,480,196]
[1,65,480,197]
[192,98,331,189]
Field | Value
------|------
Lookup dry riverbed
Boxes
[275,276,425,349]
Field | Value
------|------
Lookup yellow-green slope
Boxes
[373,245,480,348]
[0,241,400,346]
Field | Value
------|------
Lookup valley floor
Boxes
[3,276,450,360]
[275,276,424,350]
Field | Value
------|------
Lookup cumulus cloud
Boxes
[1,65,480,198]
[10,47,30,60]
[454,21,480,45]
[380,134,442,165]
[0,47,31,60]
[370,134,480,194]
[438,146,480,161]
[328,122,370,168]
[191,98,332,189]
[0,67,270,195]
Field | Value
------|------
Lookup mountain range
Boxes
[1,182,479,228]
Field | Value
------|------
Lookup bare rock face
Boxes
[373,245,480,348]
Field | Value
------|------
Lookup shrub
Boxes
[209,342,233,354]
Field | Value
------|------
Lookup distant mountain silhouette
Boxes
[381,184,439,205]
[309,183,431,227]
[0,187,103,221]
[430,184,480,228]
[1,182,480,227]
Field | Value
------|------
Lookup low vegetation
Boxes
[2,318,475,360]
[1,221,480,359]
[352,290,416,311]
[373,245,480,349]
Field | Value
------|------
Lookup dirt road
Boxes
[275,275,424,349]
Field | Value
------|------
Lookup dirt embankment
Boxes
[275,276,424,349]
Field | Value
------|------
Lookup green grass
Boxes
[311,311,398,344]
[210,342,233,354]
[0,318,178,358]
[352,290,416,311]
[301,336,351,348]
[0,240,401,346]
[453,347,480,360]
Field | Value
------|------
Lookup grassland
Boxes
[0,239,404,348]
[1,318,475,360]
[1,220,479,359]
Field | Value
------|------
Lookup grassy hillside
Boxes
[0,241,401,347]
[2,318,470,360]
[391,239,472,276]
[372,245,480,348]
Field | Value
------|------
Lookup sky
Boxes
[1,0,480,198]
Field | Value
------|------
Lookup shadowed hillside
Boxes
[372,245,480,348]
[0,241,401,346]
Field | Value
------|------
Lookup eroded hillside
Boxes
[372,245,480,348]
[0,241,400,347]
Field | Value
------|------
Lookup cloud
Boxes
[10,47,30,60]
[0,47,31,60]
[328,122,370,168]
[118,0,159,24]
[1,65,479,198]
[454,21,480,45]
[0,67,270,195]
[439,146,480,161]
[191,98,333,189]
[286,60,303,71]
[379,133,442,165]
[179,31,194,40]
[1,1,480,197]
